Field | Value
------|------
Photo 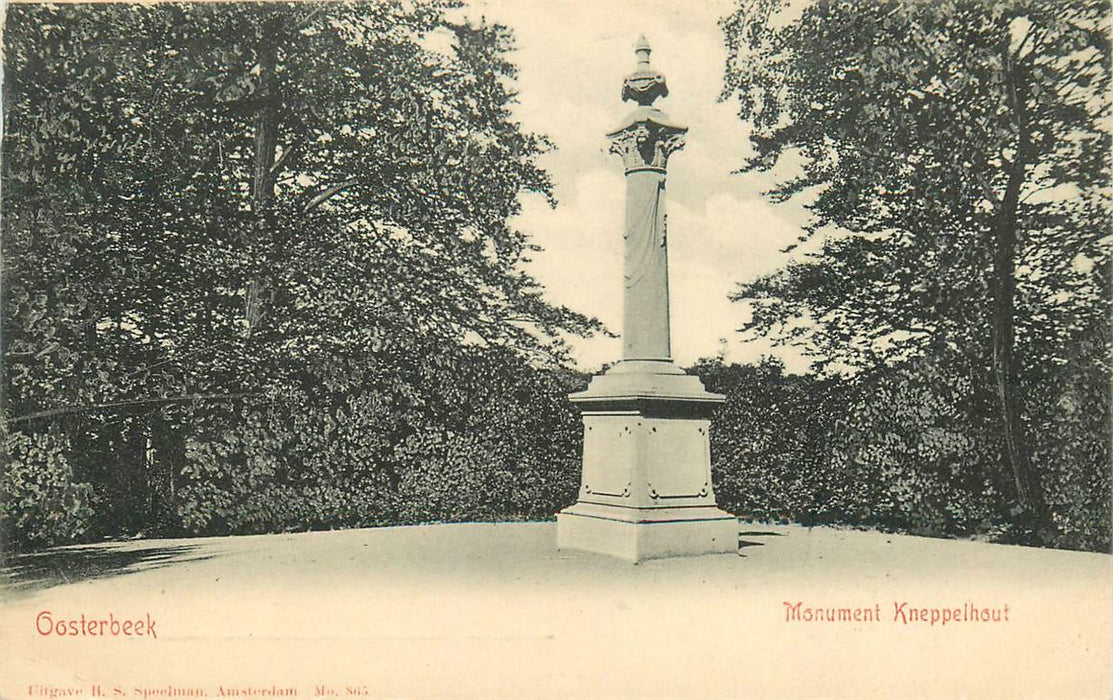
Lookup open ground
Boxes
[2,522,1110,698]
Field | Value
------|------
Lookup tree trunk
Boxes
[993,41,1049,533]
[246,19,279,334]
[993,164,1045,519]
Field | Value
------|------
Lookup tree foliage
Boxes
[720,0,1110,545]
[1,1,599,550]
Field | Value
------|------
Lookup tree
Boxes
[2,2,600,547]
[720,0,1110,539]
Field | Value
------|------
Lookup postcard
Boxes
[3,1,1110,697]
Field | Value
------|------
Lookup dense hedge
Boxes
[695,357,1110,552]
[4,353,1107,553]
[1,346,585,551]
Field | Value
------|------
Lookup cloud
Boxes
[516,169,624,344]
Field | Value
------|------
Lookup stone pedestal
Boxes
[557,37,736,562]
[556,361,735,561]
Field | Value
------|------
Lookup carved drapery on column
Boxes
[605,37,688,361]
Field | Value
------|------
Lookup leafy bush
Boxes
[1025,339,1111,552]
[394,348,583,523]
[698,354,1109,551]
[1,425,94,551]
[827,360,1004,538]
[695,358,842,523]
[174,346,583,535]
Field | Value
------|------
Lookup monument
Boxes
[556,37,737,561]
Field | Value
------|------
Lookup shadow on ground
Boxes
[738,529,787,553]
[0,543,214,599]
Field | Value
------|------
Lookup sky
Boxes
[463,0,814,372]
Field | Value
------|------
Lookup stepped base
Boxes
[558,360,735,562]
[557,502,738,562]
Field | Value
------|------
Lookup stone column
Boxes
[607,37,688,363]
[610,127,684,361]
[556,37,736,562]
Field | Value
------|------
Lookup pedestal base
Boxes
[557,503,738,562]
[557,360,736,562]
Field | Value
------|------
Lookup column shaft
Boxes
[623,170,671,361]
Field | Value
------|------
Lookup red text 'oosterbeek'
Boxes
[36,611,158,638]
[783,601,1011,625]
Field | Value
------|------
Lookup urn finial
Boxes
[622,34,668,105]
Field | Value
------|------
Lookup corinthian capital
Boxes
[608,121,687,173]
